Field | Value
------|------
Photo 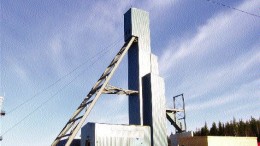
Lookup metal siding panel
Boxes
[125,8,167,145]
[81,123,95,146]
[82,123,151,146]
[143,74,167,146]
[126,8,152,125]
[128,43,141,124]
[151,74,167,146]
[124,9,132,41]
[131,8,151,53]
[150,54,159,75]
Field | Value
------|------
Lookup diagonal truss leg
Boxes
[51,36,137,146]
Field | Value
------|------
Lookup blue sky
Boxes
[1,0,260,145]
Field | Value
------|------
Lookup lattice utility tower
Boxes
[52,8,185,146]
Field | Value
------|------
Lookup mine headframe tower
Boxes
[52,8,186,146]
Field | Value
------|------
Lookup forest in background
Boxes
[194,117,260,142]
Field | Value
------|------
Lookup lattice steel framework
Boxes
[51,37,137,146]
[166,94,187,133]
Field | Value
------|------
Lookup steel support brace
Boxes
[102,84,138,95]
[51,36,137,146]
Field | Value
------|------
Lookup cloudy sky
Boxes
[1,0,259,145]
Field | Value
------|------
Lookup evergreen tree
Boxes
[194,128,201,136]
[201,122,209,136]
[193,116,260,142]
[238,119,246,136]
[210,122,218,135]
[218,121,224,136]
[233,117,238,136]
[225,122,232,136]
[250,117,257,137]
[257,118,260,142]
[244,120,249,136]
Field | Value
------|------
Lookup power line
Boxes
[7,38,122,115]
[204,0,260,18]
[2,64,86,136]
[1,40,119,136]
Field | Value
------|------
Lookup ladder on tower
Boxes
[51,36,137,146]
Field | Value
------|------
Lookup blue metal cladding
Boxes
[142,73,167,146]
[125,8,152,125]
[124,8,167,146]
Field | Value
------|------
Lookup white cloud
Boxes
[171,41,260,113]
[6,58,29,82]
[184,46,259,100]
[40,1,131,78]
[186,78,260,111]
[161,0,260,113]
[40,0,177,79]
[47,34,68,77]
[159,0,260,75]
[69,1,129,36]
[49,35,62,57]
[141,0,175,10]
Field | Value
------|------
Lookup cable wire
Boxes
[7,38,122,115]
[1,39,119,136]
[204,0,260,18]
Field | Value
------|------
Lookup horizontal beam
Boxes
[166,108,184,113]
[102,84,138,95]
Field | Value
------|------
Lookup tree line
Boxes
[194,117,260,142]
